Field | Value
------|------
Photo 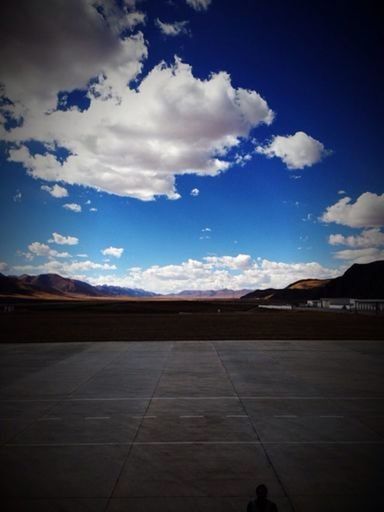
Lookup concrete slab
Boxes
[0,419,34,445]
[242,397,343,417]
[11,413,142,445]
[264,443,384,496]
[106,497,293,512]
[146,397,245,416]
[249,415,382,442]
[0,445,130,498]
[2,499,108,512]
[112,443,285,498]
[71,372,162,398]
[292,494,384,512]
[135,415,257,442]
[5,399,149,446]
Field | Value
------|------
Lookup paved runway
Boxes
[1,340,384,511]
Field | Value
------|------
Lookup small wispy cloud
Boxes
[63,203,82,213]
[41,184,68,198]
[186,0,212,11]
[13,190,22,202]
[101,246,124,258]
[156,18,189,37]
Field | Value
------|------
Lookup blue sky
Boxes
[0,0,383,293]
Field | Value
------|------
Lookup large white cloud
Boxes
[329,228,384,248]
[256,131,328,169]
[5,58,274,200]
[321,192,384,228]
[0,0,147,116]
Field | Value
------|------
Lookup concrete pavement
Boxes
[1,340,384,511]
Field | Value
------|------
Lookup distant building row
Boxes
[306,298,384,313]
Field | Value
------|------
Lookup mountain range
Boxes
[0,260,383,300]
[242,260,384,302]
[0,273,249,299]
[0,273,156,299]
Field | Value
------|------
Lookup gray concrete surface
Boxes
[0,340,384,511]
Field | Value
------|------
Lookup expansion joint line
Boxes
[103,343,174,512]
[211,342,297,512]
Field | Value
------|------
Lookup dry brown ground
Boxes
[0,300,383,342]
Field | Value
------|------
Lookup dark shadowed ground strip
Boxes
[0,339,384,511]
[0,300,383,342]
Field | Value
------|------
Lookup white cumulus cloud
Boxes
[5,57,274,201]
[191,188,200,197]
[156,19,189,37]
[63,203,82,213]
[13,259,117,276]
[256,131,329,169]
[48,232,79,246]
[41,184,68,198]
[87,255,338,294]
[28,242,71,259]
[0,0,147,116]
[321,192,384,228]
[333,248,384,264]
[329,228,384,248]
[126,10,146,30]
[101,246,124,258]
[204,254,252,269]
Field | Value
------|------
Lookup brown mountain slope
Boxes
[242,260,384,302]
[287,278,331,290]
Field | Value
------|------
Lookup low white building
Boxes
[307,300,321,308]
[355,300,384,314]
[320,298,356,309]
[306,298,356,309]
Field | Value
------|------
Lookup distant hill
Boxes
[242,261,384,302]
[19,273,100,297]
[167,289,252,299]
[0,273,156,299]
[95,284,157,297]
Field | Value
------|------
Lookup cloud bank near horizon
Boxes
[9,251,340,294]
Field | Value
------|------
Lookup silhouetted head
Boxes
[256,484,268,499]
